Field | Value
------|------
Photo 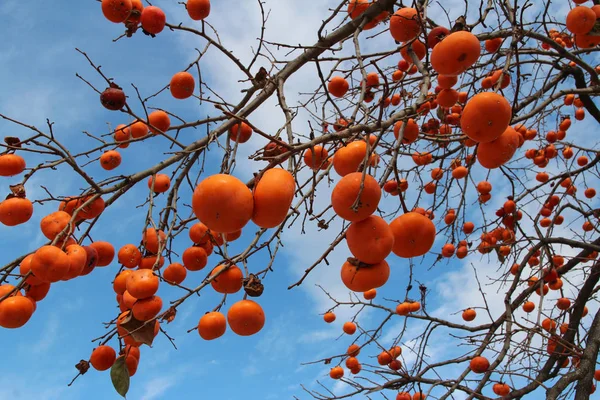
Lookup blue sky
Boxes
[0,1,599,400]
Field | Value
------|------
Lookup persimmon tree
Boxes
[1,0,600,398]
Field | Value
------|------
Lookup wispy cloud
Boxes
[27,313,60,354]
[140,376,177,400]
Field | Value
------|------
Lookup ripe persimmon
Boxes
[118,244,142,269]
[89,241,115,267]
[0,154,26,177]
[130,120,148,139]
[101,0,133,23]
[126,269,159,299]
[463,222,475,234]
[113,270,133,295]
[333,141,368,176]
[192,174,254,233]
[462,308,476,321]
[121,290,137,310]
[198,311,227,340]
[389,212,436,258]
[252,168,295,228]
[148,174,171,193]
[182,246,208,271]
[140,6,166,34]
[485,38,503,52]
[139,255,164,270]
[0,296,34,328]
[100,150,121,170]
[90,345,117,371]
[556,297,571,310]
[227,299,265,336]
[346,215,394,264]
[329,366,344,379]
[493,383,510,396]
[132,295,162,321]
[394,119,420,144]
[114,124,130,148]
[566,6,597,35]
[348,0,388,29]
[340,258,390,292]
[328,76,349,98]
[19,254,42,286]
[470,356,490,373]
[461,92,512,143]
[40,211,72,240]
[389,8,420,42]
[0,197,33,226]
[304,146,329,170]
[64,244,87,280]
[170,71,195,99]
[30,246,70,283]
[331,173,381,222]
[163,262,187,285]
[400,40,427,63]
[477,126,520,169]
[81,246,99,276]
[188,222,211,244]
[142,228,166,254]
[343,321,357,334]
[431,31,481,76]
[523,301,535,313]
[323,312,336,323]
[148,110,170,135]
[210,264,243,294]
[229,122,253,143]
[187,0,211,20]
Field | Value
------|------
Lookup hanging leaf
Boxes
[162,306,177,324]
[119,314,156,346]
[495,247,506,263]
[110,356,130,398]
[8,183,26,199]
[75,359,90,375]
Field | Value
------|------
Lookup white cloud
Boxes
[140,376,177,400]
[26,313,60,354]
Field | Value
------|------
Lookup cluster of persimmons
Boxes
[0,0,599,397]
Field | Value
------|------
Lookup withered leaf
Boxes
[451,15,468,32]
[4,137,21,148]
[75,359,90,375]
[324,358,332,365]
[589,20,600,37]
[9,184,26,198]
[110,356,130,398]
[317,220,329,230]
[253,67,268,88]
[119,314,156,347]
[162,306,177,324]
[495,247,506,263]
